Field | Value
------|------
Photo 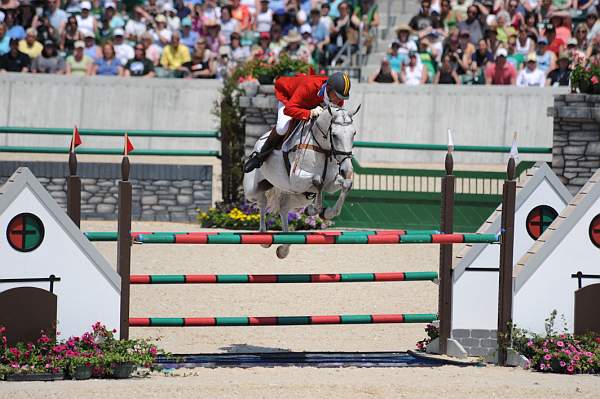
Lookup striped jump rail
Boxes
[132,233,500,245]
[130,271,438,284]
[84,229,441,242]
[130,313,438,327]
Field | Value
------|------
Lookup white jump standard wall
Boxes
[514,168,600,333]
[451,163,572,356]
[0,168,120,338]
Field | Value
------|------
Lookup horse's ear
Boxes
[350,104,361,117]
[327,105,332,116]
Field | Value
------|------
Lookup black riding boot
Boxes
[243,127,285,173]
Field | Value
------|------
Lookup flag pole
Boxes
[67,126,81,227]
[117,132,133,339]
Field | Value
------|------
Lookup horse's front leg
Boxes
[258,194,271,248]
[276,209,291,259]
[322,175,353,220]
[304,175,323,216]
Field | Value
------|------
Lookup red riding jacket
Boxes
[275,74,342,121]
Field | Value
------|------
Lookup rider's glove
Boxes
[310,106,324,118]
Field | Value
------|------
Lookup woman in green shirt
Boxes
[66,41,93,76]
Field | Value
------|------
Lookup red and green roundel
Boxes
[6,213,45,252]
[590,214,600,249]
[526,205,559,240]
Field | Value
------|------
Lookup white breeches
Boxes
[276,101,292,135]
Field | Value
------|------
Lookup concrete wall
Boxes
[0,74,567,164]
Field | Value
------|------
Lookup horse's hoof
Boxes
[261,244,272,249]
[305,205,318,216]
[276,245,290,259]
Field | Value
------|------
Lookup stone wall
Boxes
[550,94,600,195]
[238,84,277,156]
[452,329,498,358]
[0,161,212,222]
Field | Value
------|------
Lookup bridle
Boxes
[310,110,354,184]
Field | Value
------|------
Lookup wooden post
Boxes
[117,156,132,340]
[66,151,81,227]
[438,150,455,354]
[497,157,517,365]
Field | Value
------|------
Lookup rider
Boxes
[243,71,352,173]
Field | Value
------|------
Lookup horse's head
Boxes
[314,104,360,180]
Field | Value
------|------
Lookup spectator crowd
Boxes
[0,0,380,78]
[369,0,598,86]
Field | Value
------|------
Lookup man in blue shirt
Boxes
[0,24,10,56]
[179,17,198,53]
[48,0,69,31]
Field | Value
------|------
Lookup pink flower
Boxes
[592,75,600,85]
[540,363,545,370]
[556,341,564,347]
[544,354,552,361]
[573,355,580,361]
[543,348,549,353]
[527,340,533,347]
[560,361,566,367]
[567,365,575,374]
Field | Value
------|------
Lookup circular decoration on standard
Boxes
[526,205,559,240]
[6,213,45,252]
[589,214,600,249]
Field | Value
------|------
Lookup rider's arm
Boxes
[283,85,314,120]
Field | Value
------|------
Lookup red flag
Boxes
[69,126,82,152]
[124,133,134,156]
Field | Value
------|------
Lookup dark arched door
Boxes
[0,287,57,346]
[574,283,600,336]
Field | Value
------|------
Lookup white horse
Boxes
[243,105,360,258]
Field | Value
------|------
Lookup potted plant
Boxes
[66,352,101,380]
[570,55,600,94]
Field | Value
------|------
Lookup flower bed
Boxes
[0,323,161,381]
[198,201,333,230]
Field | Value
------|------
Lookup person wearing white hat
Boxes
[66,40,94,76]
[163,3,181,32]
[18,28,43,59]
[113,28,134,65]
[516,52,545,87]
[484,47,517,85]
[102,1,125,31]
[76,1,97,36]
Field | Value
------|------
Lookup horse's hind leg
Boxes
[276,208,291,259]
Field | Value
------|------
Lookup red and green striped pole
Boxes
[131,232,499,245]
[130,313,438,327]
[130,271,438,284]
[84,229,442,242]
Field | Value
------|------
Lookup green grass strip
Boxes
[400,235,433,243]
[335,235,368,244]
[217,274,249,283]
[151,318,184,326]
[215,317,249,326]
[403,314,438,323]
[272,234,307,244]
[278,316,311,325]
[277,274,312,283]
[341,315,373,324]
[403,272,438,281]
[340,273,375,282]
[207,235,241,244]
[150,275,185,284]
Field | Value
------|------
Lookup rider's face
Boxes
[328,89,344,106]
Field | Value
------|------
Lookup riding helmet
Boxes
[327,72,351,100]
